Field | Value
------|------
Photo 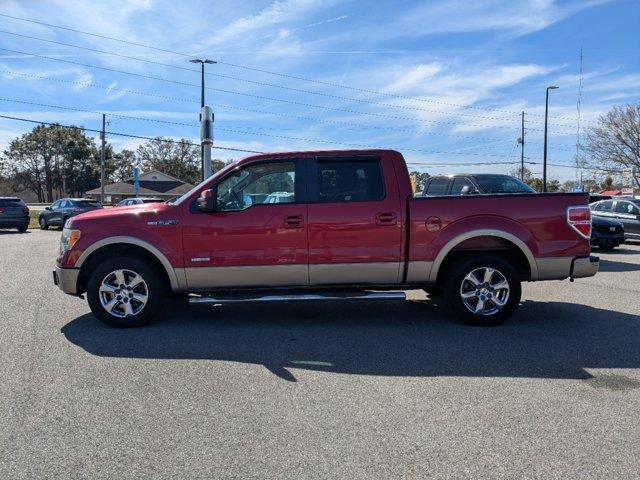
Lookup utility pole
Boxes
[518,111,525,180]
[543,85,559,192]
[100,113,106,204]
[190,58,216,181]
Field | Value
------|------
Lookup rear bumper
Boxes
[570,256,599,280]
[535,255,599,281]
[53,266,80,295]
[0,217,29,227]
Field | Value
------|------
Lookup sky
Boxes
[0,0,638,182]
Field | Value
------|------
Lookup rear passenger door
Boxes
[306,155,403,285]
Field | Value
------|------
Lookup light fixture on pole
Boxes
[189,59,216,181]
[543,85,559,192]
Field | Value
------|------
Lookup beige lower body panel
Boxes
[309,262,401,285]
[406,261,434,284]
[185,264,308,289]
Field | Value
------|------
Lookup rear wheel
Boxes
[86,256,164,327]
[17,224,27,232]
[444,254,521,326]
[39,216,49,230]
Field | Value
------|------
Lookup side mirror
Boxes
[196,186,217,212]
[45,206,52,211]
[460,186,471,196]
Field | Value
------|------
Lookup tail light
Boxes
[567,206,591,239]
[23,207,29,214]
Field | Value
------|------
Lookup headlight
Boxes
[60,228,82,252]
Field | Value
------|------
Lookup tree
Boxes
[109,149,138,182]
[409,171,430,191]
[509,165,532,182]
[2,124,101,201]
[211,158,230,174]
[135,137,200,184]
[585,103,640,172]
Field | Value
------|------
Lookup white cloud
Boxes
[72,72,93,91]
[394,0,612,38]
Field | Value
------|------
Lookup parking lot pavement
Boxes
[1,229,639,479]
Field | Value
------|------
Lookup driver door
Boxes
[182,159,309,289]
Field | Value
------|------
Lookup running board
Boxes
[188,290,406,305]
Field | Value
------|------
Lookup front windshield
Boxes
[170,160,239,205]
[475,176,534,194]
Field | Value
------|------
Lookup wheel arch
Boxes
[429,229,538,284]
[75,237,185,294]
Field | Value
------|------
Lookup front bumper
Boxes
[570,256,599,280]
[53,266,80,295]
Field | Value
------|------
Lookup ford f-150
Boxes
[53,149,599,327]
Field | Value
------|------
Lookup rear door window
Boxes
[597,200,614,212]
[315,159,384,203]
[615,201,639,215]
[425,177,449,196]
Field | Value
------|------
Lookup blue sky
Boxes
[0,0,638,182]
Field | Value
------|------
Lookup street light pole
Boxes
[189,58,216,181]
[543,85,559,193]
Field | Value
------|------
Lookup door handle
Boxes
[284,215,304,228]
[375,212,397,225]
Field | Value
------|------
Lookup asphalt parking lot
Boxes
[1,229,639,479]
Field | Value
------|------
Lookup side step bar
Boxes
[188,290,406,305]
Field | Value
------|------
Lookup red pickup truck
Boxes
[53,149,598,327]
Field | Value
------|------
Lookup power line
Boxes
[0,29,543,123]
[0,113,264,153]
[0,11,573,120]
[0,102,545,160]
[1,46,558,130]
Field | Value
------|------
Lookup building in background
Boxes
[86,170,193,204]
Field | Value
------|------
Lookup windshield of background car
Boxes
[474,176,534,194]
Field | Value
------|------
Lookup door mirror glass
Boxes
[45,206,52,211]
[460,185,470,195]
[197,187,217,212]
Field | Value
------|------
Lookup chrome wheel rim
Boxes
[460,267,510,316]
[99,269,149,318]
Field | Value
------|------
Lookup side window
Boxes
[216,162,296,211]
[599,200,613,212]
[51,201,61,210]
[450,177,474,195]
[615,201,639,215]
[316,159,384,203]
[425,177,449,196]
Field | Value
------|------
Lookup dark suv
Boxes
[39,198,102,229]
[423,174,535,196]
[590,198,640,241]
[0,197,29,232]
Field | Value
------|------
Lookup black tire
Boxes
[444,254,521,326]
[39,215,49,230]
[86,256,165,328]
[598,243,616,251]
[17,224,28,232]
[423,286,444,298]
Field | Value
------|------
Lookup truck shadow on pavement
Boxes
[61,299,640,382]
[598,259,640,272]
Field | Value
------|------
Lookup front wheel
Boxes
[444,255,521,326]
[39,216,49,230]
[86,256,165,327]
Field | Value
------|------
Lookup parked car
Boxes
[39,198,102,230]
[590,215,625,250]
[590,198,640,241]
[115,197,164,207]
[53,149,598,328]
[422,174,535,196]
[0,197,29,232]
